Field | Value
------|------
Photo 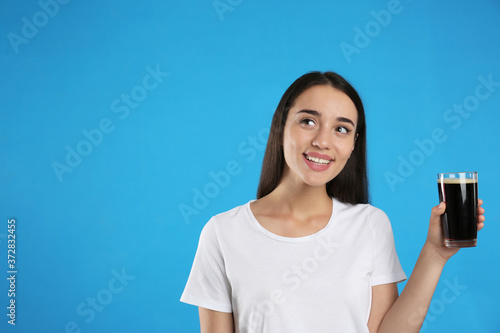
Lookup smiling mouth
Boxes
[303,153,333,165]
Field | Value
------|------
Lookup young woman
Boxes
[180,71,485,332]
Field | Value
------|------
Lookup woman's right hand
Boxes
[424,199,485,265]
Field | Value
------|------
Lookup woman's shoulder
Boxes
[333,197,386,215]
[197,201,254,246]
[212,200,251,219]
[332,199,393,243]
[203,200,254,231]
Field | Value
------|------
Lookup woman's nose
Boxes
[311,128,331,149]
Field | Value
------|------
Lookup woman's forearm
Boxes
[377,243,448,333]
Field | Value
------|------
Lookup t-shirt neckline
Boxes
[245,197,337,243]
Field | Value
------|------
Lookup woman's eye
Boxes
[336,126,350,134]
[300,118,316,127]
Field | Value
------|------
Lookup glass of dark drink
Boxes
[437,172,478,248]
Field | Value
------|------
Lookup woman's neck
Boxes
[264,176,332,218]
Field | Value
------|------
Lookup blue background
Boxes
[1,0,499,332]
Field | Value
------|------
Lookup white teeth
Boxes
[305,154,331,165]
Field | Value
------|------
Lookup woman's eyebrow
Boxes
[297,109,321,117]
[337,117,355,127]
[297,110,355,127]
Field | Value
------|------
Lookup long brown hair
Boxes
[256,71,369,204]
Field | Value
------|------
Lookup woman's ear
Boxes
[352,133,358,151]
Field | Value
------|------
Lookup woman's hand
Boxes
[424,199,485,264]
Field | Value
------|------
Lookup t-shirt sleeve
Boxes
[180,219,232,313]
[370,209,407,286]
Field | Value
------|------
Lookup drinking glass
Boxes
[437,172,478,248]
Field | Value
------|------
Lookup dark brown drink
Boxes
[437,177,478,247]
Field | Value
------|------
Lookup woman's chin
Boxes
[300,176,331,188]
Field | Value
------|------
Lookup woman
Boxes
[180,71,485,332]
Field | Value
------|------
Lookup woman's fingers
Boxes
[478,198,485,224]
[477,198,485,231]
[429,202,446,228]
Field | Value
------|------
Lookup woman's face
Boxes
[281,85,358,188]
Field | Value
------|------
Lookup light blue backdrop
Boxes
[1,0,499,332]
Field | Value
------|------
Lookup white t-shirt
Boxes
[180,198,406,332]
